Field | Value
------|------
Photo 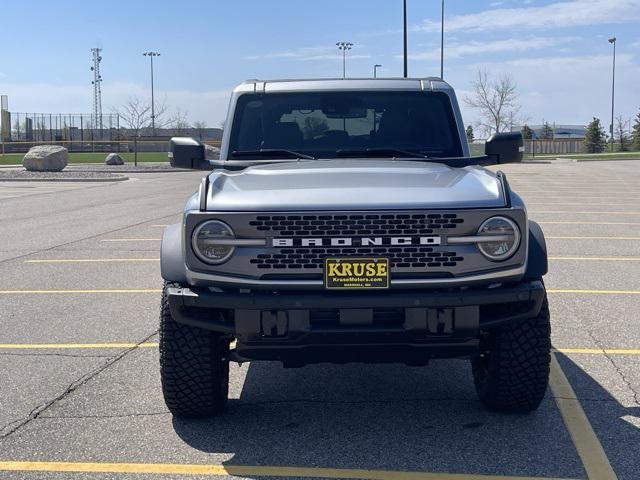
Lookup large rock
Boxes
[22,145,68,172]
[105,153,125,165]
[205,143,220,160]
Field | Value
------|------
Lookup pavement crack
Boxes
[0,211,181,266]
[584,329,640,406]
[0,330,159,441]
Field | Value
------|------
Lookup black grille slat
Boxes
[247,212,467,271]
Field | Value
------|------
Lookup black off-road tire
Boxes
[472,293,551,413]
[159,282,230,418]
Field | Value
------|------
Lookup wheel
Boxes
[472,293,551,413]
[159,282,230,418]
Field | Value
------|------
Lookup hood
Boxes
[205,159,504,211]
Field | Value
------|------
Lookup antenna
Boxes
[90,47,103,130]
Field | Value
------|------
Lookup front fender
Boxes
[524,220,548,280]
[161,223,187,283]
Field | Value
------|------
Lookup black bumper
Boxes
[166,281,545,366]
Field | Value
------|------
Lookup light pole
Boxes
[373,64,382,78]
[143,51,160,135]
[440,0,445,79]
[403,0,408,77]
[608,37,616,152]
[336,42,353,79]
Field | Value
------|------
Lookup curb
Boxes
[0,175,129,183]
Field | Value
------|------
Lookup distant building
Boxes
[521,124,586,139]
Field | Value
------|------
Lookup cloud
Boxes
[452,53,639,128]
[417,0,640,32]
[246,45,371,61]
[0,81,232,126]
[410,36,580,60]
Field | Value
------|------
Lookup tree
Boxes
[631,109,640,150]
[193,121,207,141]
[172,109,191,136]
[540,122,554,140]
[114,97,152,165]
[465,125,474,144]
[464,69,520,136]
[615,116,630,152]
[583,117,607,153]
[521,124,533,140]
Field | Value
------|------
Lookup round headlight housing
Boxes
[192,220,235,264]
[477,216,520,261]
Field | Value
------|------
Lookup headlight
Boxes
[477,216,520,261]
[192,220,235,264]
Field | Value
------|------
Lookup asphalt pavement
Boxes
[0,160,638,480]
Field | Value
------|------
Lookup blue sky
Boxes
[1,0,639,133]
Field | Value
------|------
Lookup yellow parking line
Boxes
[151,224,169,227]
[549,256,640,261]
[546,236,640,240]
[538,221,640,225]
[555,348,640,355]
[100,238,160,242]
[549,354,618,480]
[25,258,158,263]
[0,342,159,349]
[529,211,640,215]
[0,460,581,480]
[0,289,161,294]
[548,289,640,295]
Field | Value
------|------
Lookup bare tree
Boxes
[172,109,191,136]
[615,116,630,152]
[193,121,207,140]
[464,69,520,137]
[114,97,152,165]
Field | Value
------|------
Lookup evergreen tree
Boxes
[521,124,533,140]
[465,125,474,144]
[540,122,554,140]
[632,109,640,150]
[584,117,607,153]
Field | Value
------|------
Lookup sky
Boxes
[1,0,639,134]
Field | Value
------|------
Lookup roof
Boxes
[233,77,452,94]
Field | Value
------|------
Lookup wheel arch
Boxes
[161,223,188,283]
[524,220,548,280]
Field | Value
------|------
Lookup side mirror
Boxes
[484,132,524,164]
[169,137,210,169]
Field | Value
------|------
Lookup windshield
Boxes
[228,91,463,160]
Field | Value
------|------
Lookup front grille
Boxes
[249,213,463,237]
[250,246,464,270]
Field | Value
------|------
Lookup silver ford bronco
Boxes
[161,78,550,418]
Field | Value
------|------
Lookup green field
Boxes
[0,152,169,166]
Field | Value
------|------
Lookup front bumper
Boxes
[166,281,545,366]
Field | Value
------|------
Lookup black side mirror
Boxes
[484,132,524,164]
[169,137,210,169]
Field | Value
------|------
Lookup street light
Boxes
[440,0,445,79]
[143,51,160,134]
[608,37,616,152]
[336,42,353,79]
[403,0,408,77]
[373,64,382,78]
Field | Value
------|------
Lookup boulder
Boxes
[22,145,68,172]
[105,153,125,165]
[205,143,220,160]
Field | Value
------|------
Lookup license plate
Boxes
[324,257,389,290]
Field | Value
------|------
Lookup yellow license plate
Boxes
[324,258,389,290]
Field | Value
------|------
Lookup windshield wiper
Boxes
[334,148,429,159]
[231,149,316,160]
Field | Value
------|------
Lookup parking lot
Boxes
[0,159,638,480]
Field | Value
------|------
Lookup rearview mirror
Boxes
[169,137,210,169]
[484,132,524,164]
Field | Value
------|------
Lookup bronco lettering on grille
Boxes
[272,236,441,247]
